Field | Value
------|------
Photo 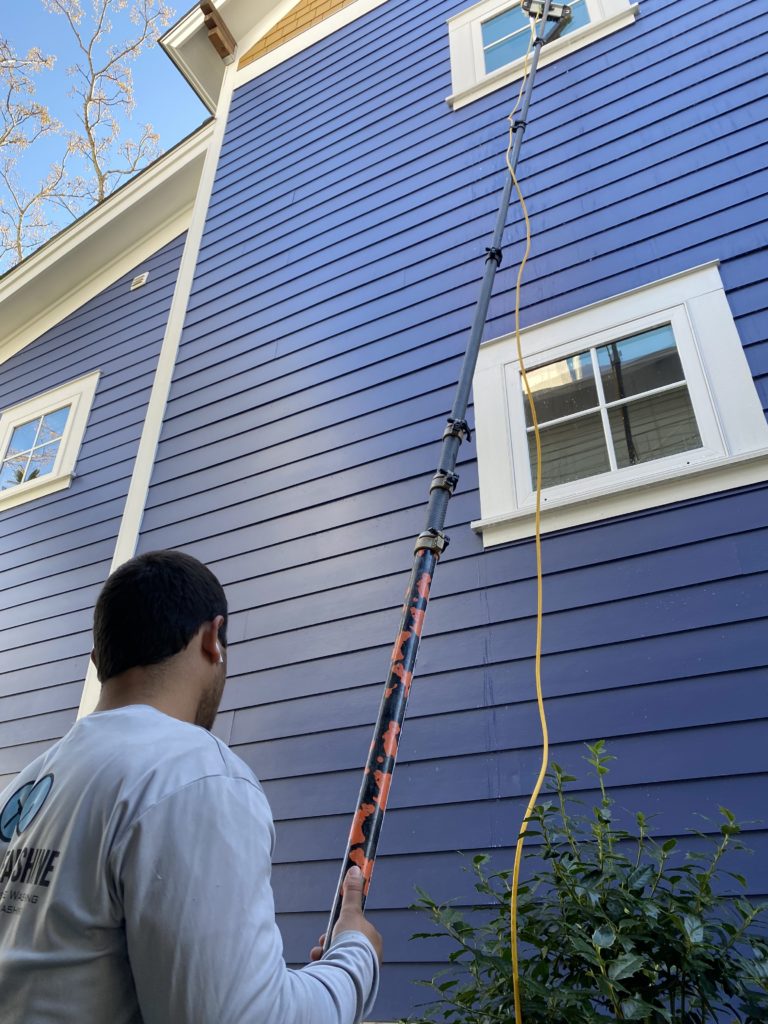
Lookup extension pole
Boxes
[324,0,561,948]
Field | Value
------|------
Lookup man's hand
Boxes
[309,866,383,964]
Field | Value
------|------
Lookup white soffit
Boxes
[0,122,213,370]
[161,0,287,110]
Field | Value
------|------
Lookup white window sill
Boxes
[472,447,768,545]
[0,472,74,512]
[447,4,639,111]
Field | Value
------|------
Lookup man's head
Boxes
[92,550,228,730]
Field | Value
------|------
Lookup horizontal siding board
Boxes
[231,673,768,784]
[0,683,86,725]
[260,723,768,859]
[230,669,768,770]
[0,656,90,703]
[217,572,768,673]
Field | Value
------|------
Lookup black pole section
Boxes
[324,0,561,951]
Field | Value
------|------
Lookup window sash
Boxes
[506,305,727,508]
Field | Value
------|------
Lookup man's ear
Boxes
[200,616,225,665]
[90,647,99,673]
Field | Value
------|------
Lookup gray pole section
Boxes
[423,0,554,537]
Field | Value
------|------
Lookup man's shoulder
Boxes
[72,707,261,820]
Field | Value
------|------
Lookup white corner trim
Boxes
[472,262,768,546]
[447,2,639,110]
[472,448,768,544]
[0,371,100,512]
[0,125,213,372]
[236,0,389,89]
[77,64,238,719]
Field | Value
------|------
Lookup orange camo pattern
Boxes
[339,551,437,908]
[349,802,376,846]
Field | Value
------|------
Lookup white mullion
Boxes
[523,399,602,433]
[18,415,46,482]
[604,379,688,411]
[485,26,530,53]
[591,347,618,471]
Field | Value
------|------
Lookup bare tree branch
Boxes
[44,0,173,203]
[0,39,57,152]
[0,145,87,266]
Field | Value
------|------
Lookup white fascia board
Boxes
[161,0,285,109]
[0,123,214,372]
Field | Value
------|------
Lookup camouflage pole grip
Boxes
[324,547,437,943]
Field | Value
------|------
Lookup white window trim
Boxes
[472,262,768,546]
[447,0,639,110]
[0,371,100,512]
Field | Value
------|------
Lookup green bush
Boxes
[406,742,768,1023]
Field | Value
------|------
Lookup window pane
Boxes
[482,5,529,46]
[0,460,26,490]
[529,412,610,488]
[609,389,702,468]
[483,1,590,73]
[6,418,40,457]
[484,30,531,71]
[40,406,70,441]
[523,352,597,426]
[24,442,61,481]
[598,326,685,403]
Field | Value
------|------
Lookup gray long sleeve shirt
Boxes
[0,705,379,1023]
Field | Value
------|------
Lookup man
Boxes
[0,550,382,1023]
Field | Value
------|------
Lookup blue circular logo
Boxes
[0,774,54,841]
[0,782,34,842]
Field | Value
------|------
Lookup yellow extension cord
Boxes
[505,19,549,1024]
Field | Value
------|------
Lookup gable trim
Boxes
[0,124,213,373]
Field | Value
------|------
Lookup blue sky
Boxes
[2,1,208,201]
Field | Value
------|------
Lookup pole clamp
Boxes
[430,470,459,495]
[485,246,503,266]
[510,118,527,132]
[443,418,472,443]
[414,529,450,556]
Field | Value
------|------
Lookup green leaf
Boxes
[682,914,705,943]
[608,953,646,981]
[592,924,616,950]
[620,997,657,1019]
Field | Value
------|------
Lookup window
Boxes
[472,264,768,545]
[524,326,703,488]
[481,0,590,73]
[447,0,638,110]
[0,372,100,511]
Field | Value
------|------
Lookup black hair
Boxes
[92,550,228,682]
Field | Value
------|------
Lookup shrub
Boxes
[407,742,768,1023]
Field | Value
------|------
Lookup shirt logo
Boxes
[0,775,54,842]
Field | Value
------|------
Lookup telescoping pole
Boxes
[324,0,566,948]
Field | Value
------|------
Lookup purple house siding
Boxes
[0,233,186,792]
[135,0,768,1016]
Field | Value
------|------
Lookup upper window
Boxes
[481,0,590,73]
[447,0,639,110]
[472,264,768,545]
[0,372,100,512]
